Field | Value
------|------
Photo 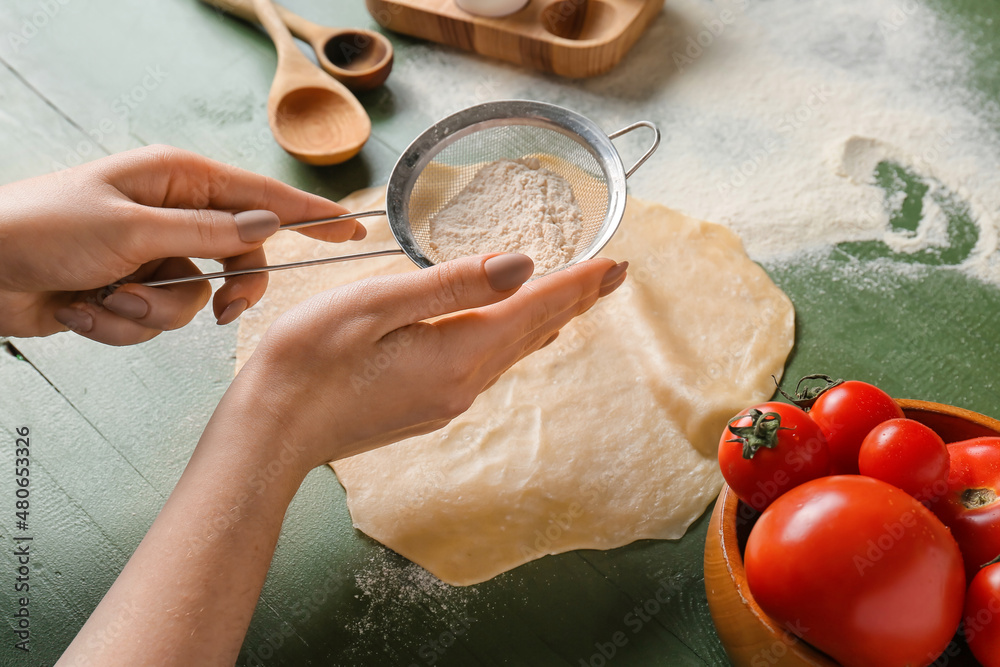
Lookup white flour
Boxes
[428,158,583,274]
[346,547,480,656]
[385,0,1000,284]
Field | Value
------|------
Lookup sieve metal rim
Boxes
[385,99,629,270]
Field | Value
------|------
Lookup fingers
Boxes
[478,331,560,394]
[54,301,161,347]
[103,145,352,225]
[97,145,365,262]
[101,251,267,330]
[212,248,269,325]
[350,253,537,336]
[487,258,622,343]
[441,258,627,379]
[123,206,273,265]
[53,257,213,346]
[105,258,213,330]
[126,204,368,264]
[292,215,368,244]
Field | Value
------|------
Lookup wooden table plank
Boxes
[12,317,233,495]
[0,58,106,182]
[2,0,1000,665]
[0,347,165,547]
[0,350,137,660]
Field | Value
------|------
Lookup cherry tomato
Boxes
[932,437,1000,583]
[858,418,949,503]
[718,402,829,512]
[965,558,1000,667]
[808,380,903,474]
[745,476,965,667]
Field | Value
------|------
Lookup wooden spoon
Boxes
[252,0,370,165]
[202,0,392,91]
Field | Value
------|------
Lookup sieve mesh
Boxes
[404,123,611,269]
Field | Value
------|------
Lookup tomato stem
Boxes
[776,374,844,409]
[982,554,1000,569]
[726,409,791,459]
[962,487,998,509]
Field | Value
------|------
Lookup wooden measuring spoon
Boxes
[252,0,370,165]
[203,0,393,91]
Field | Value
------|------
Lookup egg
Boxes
[454,0,530,18]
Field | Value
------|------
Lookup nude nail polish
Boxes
[598,273,628,298]
[54,307,94,334]
[484,254,534,291]
[600,261,629,288]
[235,210,281,243]
[103,292,149,319]
[217,298,249,326]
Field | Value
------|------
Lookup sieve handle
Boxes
[276,209,387,231]
[608,121,661,178]
[140,248,404,287]
[134,209,394,287]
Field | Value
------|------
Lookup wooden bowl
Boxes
[704,399,1000,667]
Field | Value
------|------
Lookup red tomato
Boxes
[745,476,966,667]
[932,437,1000,583]
[858,418,949,503]
[965,559,1000,667]
[808,380,903,474]
[718,402,829,512]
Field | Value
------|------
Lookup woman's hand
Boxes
[0,144,364,345]
[230,252,629,470]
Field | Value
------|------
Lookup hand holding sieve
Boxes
[138,100,660,288]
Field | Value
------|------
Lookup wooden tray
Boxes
[365,0,664,78]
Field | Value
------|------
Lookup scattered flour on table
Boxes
[348,547,479,638]
[385,0,1000,284]
[428,158,583,274]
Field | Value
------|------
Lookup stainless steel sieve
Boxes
[143,100,660,287]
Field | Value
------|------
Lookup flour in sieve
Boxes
[428,158,583,274]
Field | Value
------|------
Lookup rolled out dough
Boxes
[235,187,795,586]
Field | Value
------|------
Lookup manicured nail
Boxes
[484,254,534,291]
[600,261,629,288]
[103,292,149,320]
[351,222,368,241]
[217,298,249,326]
[598,273,628,298]
[54,307,94,334]
[235,210,280,243]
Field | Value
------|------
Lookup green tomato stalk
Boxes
[726,409,792,460]
[775,373,845,409]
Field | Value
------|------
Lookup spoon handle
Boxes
[252,0,303,62]
[201,0,324,43]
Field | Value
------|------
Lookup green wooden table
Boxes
[1,1,999,665]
